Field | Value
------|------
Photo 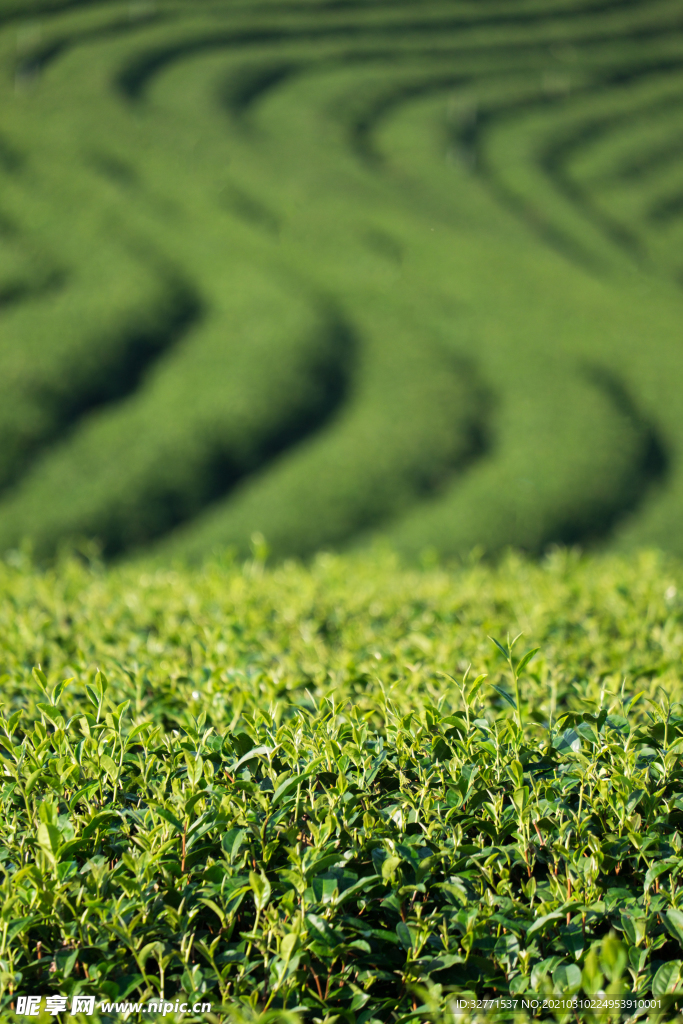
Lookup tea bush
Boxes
[2,0,683,559]
[3,547,683,1021]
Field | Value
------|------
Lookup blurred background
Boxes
[1,0,683,563]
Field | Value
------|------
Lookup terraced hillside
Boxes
[2,0,683,561]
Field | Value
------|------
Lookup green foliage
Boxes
[2,0,683,559]
[2,548,683,1020]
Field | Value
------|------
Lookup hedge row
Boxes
[0,0,683,560]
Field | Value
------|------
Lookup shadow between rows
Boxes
[0,0,130,27]
[447,56,683,274]
[0,272,202,495]
[208,32,683,272]
[282,61,607,272]
[547,366,669,549]
[7,0,678,98]
[0,268,65,311]
[0,0,660,32]
[13,8,170,84]
[647,189,683,224]
[114,1,683,103]
[601,132,683,184]
[102,304,357,557]
[0,133,23,174]
[538,79,683,244]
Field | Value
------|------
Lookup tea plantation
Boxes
[2,0,683,561]
[3,547,683,1020]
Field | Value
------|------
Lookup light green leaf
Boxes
[526,911,564,939]
[100,754,118,781]
[665,909,683,947]
[515,648,540,677]
[199,898,226,927]
[653,961,683,998]
[645,859,676,893]
[552,962,582,996]
[32,666,48,694]
[272,755,326,805]
[280,932,298,960]
[490,684,516,709]
[488,636,509,659]
[52,676,73,705]
[382,856,402,885]
[25,767,45,796]
[466,674,487,706]
[154,807,183,832]
[249,871,271,912]
[37,821,60,860]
